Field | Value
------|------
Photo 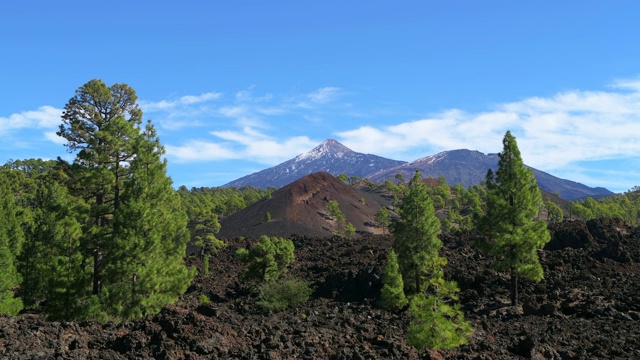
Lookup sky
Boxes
[2,1,640,193]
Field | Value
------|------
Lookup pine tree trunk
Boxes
[510,267,518,306]
[93,249,102,295]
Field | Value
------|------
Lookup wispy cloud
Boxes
[0,106,62,134]
[166,125,316,164]
[139,92,222,112]
[162,87,344,164]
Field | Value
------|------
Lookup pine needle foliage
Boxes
[0,172,25,315]
[481,131,551,306]
[392,171,442,295]
[407,271,473,350]
[236,236,295,282]
[257,277,312,311]
[379,249,407,311]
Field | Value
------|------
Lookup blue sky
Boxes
[2,1,640,193]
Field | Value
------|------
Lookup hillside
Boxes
[218,172,394,239]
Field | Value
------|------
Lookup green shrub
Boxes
[236,235,295,282]
[199,294,210,304]
[257,278,312,311]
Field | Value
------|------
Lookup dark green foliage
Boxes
[407,268,472,350]
[264,211,272,223]
[257,278,312,311]
[20,171,89,320]
[0,172,25,315]
[177,185,272,255]
[379,250,407,311]
[236,236,295,282]
[178,185,272,218]
[392,171,442,295]
[48,80,193,321]
[57,79,143,298]
[391,171,472,350]
[100,121,194,320]
[482,131,550,306]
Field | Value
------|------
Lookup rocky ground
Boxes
[2,218,640,359]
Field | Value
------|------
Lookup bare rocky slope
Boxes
[2,218,640,359]
[219,171,394,239]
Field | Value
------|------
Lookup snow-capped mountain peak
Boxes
[294,139,353,161]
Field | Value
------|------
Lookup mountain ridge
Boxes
[224,139,614,201]
[223,139,407,188]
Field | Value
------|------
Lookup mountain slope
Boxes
[224,140,613,201]
[219,172,394,239]
[369,149,614,200]
[223,139,407,188]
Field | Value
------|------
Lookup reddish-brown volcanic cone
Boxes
[218,172,393,239]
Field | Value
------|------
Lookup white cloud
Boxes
[307,87,341,104]
[44,131,66,145]
[166,125,316,165]
[337,79,640,173]
[294,87,343,109]
[165,141,238,162]
[140,91,222,112]
[0,106,62,134]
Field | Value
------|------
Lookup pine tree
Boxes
[101,121,194,320]
[379,249,407,311]
[19,171,89,318]
[236,236,295,282]
[375,207,391,235]
[482,131,551,306]
[406,257,472,350]
[57,80,193,320]
[392,171,442,295]
[57,79,143,298]
[391,171,472,350]
[0,172,25,315]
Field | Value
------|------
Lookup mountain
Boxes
[218,172,394,239]
[369,149,497,188]
[224,140,614,201]
[369,149,614,200]
[223,139,406,188]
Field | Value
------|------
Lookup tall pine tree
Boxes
[57,80,193,320]
[57,79,142,297]
[482,131,550,306]
[392,171,471,350]
[103,121,194,320]
[392,171,442,295]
